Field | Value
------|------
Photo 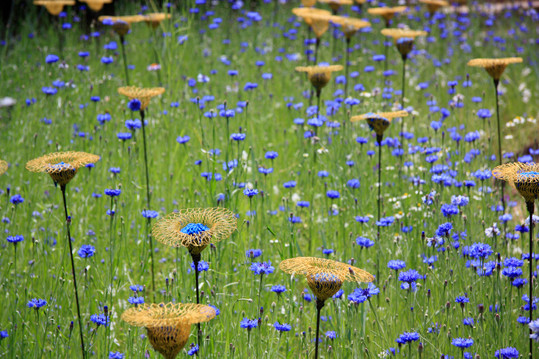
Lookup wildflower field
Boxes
[1,0,539,358]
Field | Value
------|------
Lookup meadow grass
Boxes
[0,1,538,358]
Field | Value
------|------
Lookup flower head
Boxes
[152,208,237,255]
[493,162,539,203]
[367,6,407,22]
[118,86,165,111]
[34,0,75,16]
[27,298,47,310]
[26,152,100,186]
[279,257,374,301]
[467,58,523,81]
[351,111,408,139]
[122,303,216,359]
[295,65,343,92]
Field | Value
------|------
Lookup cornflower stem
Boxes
[13,243,16,283]
[257,274,264,316]
[60,185,86,359]
[140,110,156,297]
[344,38,350,98]
[314,299,325,359]
[107,195,114,354]
[119,35,130,85]
[34,310,39,358]
[192,252,202,345]
[527,201,534,359]
[493,79,505,212]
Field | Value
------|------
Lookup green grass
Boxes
[0,1,538,358]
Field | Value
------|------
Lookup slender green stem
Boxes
[60,185,86,359]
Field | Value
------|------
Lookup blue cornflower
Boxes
[326,190,340,199]
[130,285,144,293]
[0,331,8,339]
[27,298,47,310]
[455,296,469,305]
[395,332,420,345]
[354,216,369,224]
[468,243,493,259]
[376,216,394,227]
[283,181,297,188]
[109,352,125,359]
[451,195,469,207]
[436,222,453,237]
[90,314,109,327]
[399,270,422,290]
[388,260,406,271]
[230,133,246,141]
[128,99,141,112]
[189,261,209,273]
[504,257,524,267]
[326,331,337,339]
[265,151,278,159]
[141,210,159,219]
[78,244,96,258]
[6,235,24,244]
[181,223,209,235]
[356,237,374,248]
[250,261,274,275]
[10,194,24,205]
[177,135,190,144]
[441,203,459,217]
[274,322,292,332]
[271,285,286,295]
[188,344,199,356]
[240,318,258,330]
[502,267,522,278]
[45,54,59,63]
[463,318,474,326]
[494,347,519,358]
[128,296,145,305]
[243,188,259,197]
[246,249,262,258]
[451,338,474,349]
[104,189,121,197]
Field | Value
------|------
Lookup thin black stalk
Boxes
[401,58,406,109]
[376,135,383,282]
[314,299,325,359]
[345,38,350,98]
[119,35,130,85]
[494,79,505,212]
[60,185,86,359]
[526,201,534,359]
[192,253,202,345]
[140,110,155,296]
[314,37,320,65]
